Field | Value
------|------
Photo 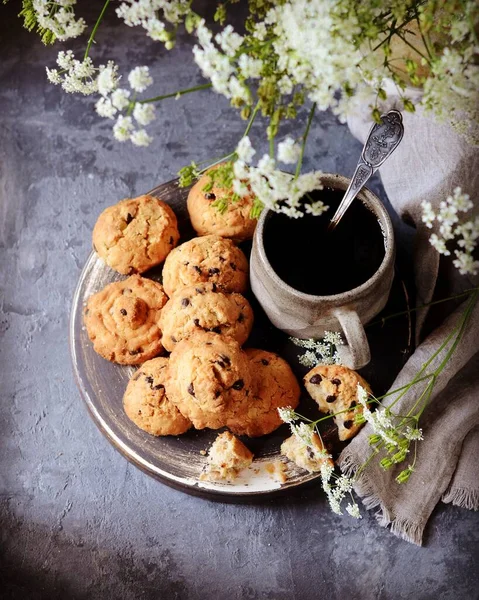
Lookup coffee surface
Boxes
[263,188,386,296]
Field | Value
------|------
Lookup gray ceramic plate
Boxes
[70,178,412,498]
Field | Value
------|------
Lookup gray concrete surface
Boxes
[1,3,478,599]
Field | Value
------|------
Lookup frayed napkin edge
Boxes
[442,487,479,511]
[339,449,425,546]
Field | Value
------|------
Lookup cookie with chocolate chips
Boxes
[304,365,372,441]
[161,235,248,297]
[159,282,253,352]
[123,357,192,436]
[165,332,253,430]
[83,274,167,364]
[92,194,180,275]
[228,349,300,437]
[187,165,257,242]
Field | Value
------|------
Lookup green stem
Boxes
[367,287,479,328]
[295,102,316,178]
[84,0,110,60]
[242,101,261,138]
[140,82,213,104]
[393,29,431,63]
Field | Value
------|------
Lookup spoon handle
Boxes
[328,109,404,231]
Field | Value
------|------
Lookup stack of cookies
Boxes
[84,172,300,453]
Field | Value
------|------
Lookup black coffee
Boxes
[263,188,386,296]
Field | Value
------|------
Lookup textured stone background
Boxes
[1,3,478,599]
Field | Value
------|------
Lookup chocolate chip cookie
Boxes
[161,235,248,297]
[83,274,167,364]
[228,349,300,437]
[92,194,180,275]
[187,167,257,242]
[304,365,371,441]
[159,282,254,352]
[165,332,253,430]
[123,357,192,436]
[200,431,254,482]
[281,433,334,473]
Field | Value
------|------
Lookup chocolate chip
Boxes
[206,342,212,346]
[219,256,226,262]
[169,236,173,244]
[126,213,134,224]
[187,383,195,396]
[211,326,221,334]
[261,359,269,366]
[193,319,200,327]
[230,262,237,271]
[145,376,154,385]
[181,298,190,307]
[232,379,244,391]
[123,288,133,295]
[219,354,231,365]
[331,378,341,385]
[120,308,127,316]
[238,313,245,323]
[204,192,216,200]
[216,360,226,368]
[308,450,316,460]
[129,348,141,355]
[209,268,220,275]
[349,401,357,409]
[214,390,221,398]
[326,395,336,403]
[195,287,204,294]
[344,420,353,429]
[309,374,322,384]
[193,266,202,274]
[170,336,177,343]
[154,384,165,390]
[211,283,217,292]
[183,261,190,266]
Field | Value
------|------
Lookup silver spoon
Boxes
[328,109,404,231]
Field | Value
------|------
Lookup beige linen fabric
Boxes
[340,100,479,545]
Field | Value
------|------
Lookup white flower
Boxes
[277,137,301,165]
[421,201,436,229]
[291,422,314,447]
[323,331,344,346]
[451,188,473,213]
[113,115,134,142]
[111,88,131,110]
[277,407,296,424]
[346,503,362,519]
[133,103,156,125]
[131,129,153,147]
[97,64,119,97]
[235,136,256,163]
[298,350,319,367]
[429,233,451,256]
[453,250,479,276]
[46,68,62,85]
[238,54,263,79]
[404,427,423,441]
[215,25,243,57]
[95,97,117,119]
[232,179,249,198]
[32,0,86,41]
[128,66,153,92]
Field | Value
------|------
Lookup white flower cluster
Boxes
[193,20,251,106]
[421,187,478,276]
[46,50,118,95]
[290,332,343,368]
[116,0,191,47]
[233,136,326,219]
[357,384,399,447]
[277,406,296,425]
[423,46,479,145]
[321,464,360,518]
[33,0,86,41]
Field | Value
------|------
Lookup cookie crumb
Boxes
[200,432,253,482]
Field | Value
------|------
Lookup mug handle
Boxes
[333,307,371,369]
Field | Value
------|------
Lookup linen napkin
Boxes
[339,99,479,545]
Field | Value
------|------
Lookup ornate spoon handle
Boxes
[328,109,404,230]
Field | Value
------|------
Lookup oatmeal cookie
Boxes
[83,274,167,364]
[92,194,179,275]
[304,365,371,441]
[187,167,257,242]
[165,332,253,430]
[281,433,334,473]
[228,349,300,437]
[200,431,254,482]
[159,282,253,352]
[162,235,248,297]
[123,358,192,436]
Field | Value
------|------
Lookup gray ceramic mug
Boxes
[249,174,395,369]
